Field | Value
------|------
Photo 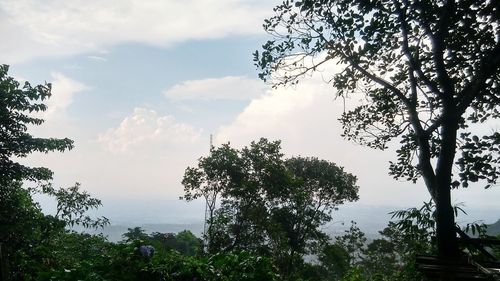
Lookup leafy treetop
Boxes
[182,138,358,277]
[255,0,499,190]
[0,64,74,184]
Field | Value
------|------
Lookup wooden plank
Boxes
[416,255,500,281]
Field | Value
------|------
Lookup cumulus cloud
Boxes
[98,107,202,154]
[214,59,500,207]
[216,85,331,145]
[42,72,88,118]
[215,58,345,147]
[214,63,432,206]
[0,0,273,63]
[164,76,266,101]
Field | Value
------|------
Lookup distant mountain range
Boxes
[486,219,500,236]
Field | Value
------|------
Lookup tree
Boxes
[0,64,73,184]
[182,138,358,278]
[335,221,367,265]
[181,142,245,251]
[333,210,434,281]
[255,0,500,258]
[148,230,202,256]
[318,242,351,280]
[42,182,109,229]
[1,64,72,280]
[0,181,108,280]
[122,227,149,243]
[0,65,107,280]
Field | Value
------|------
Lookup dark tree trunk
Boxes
[0,243,7,281]
[434,109,461,259]
[435,186,460,258]
[416,102,462,260]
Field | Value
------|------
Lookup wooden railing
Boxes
[416,228,500,281]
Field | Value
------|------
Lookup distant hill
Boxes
[486,219,500,236]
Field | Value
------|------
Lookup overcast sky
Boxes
[2,0,499,223]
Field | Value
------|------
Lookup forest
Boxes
[1,0,500,280]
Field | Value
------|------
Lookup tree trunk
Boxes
[435,185,460,259]
[434,108,461,259]
[0,243,7,281]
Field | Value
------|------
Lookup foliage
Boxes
[333,201,497,281]
[0,64,73,184]
[256,0,500,257]
[3,207,279,281]
[124,228,203,257]
[142,249,280,281]
[493,234,500,259]
[390,200,438,246]
[182,138,358,278]
[0,181,52,280]
[122,227,149,243]
[24,232,115,281]
[169,230,202,256]
[42,182,109,228]
[331,219,426,281]
[206,251,280,281]
[341,266,366,281]
[0,181,111,280]
[317,242,351,280]
[335,221,367,264]
[0,65,108,280]
[73,237,279,281]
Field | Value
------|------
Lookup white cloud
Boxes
[24,106,209,201]
[213,60,500,208]
[215,58,345,146]
[214,77,430,206]
[164,76,266,101]
[98,107,202,154]
[43,72,87,118]
[0,0,274,63]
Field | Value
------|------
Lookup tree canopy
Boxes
[182,138,358,278]
[255,0,500,258]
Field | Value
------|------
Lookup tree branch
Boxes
[457,43,500,115]
[432,0,456,98]
[397,0,444,99]
[412,0,456,98]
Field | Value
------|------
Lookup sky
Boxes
[2,0,499,225]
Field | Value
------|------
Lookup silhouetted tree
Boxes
[255,0,500,258]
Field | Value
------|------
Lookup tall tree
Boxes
[182,138,358,277]
[1,64,72,280]
[255,0,500,258]
[0,65,107,280]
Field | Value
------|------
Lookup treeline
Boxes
[2,201,499,281]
